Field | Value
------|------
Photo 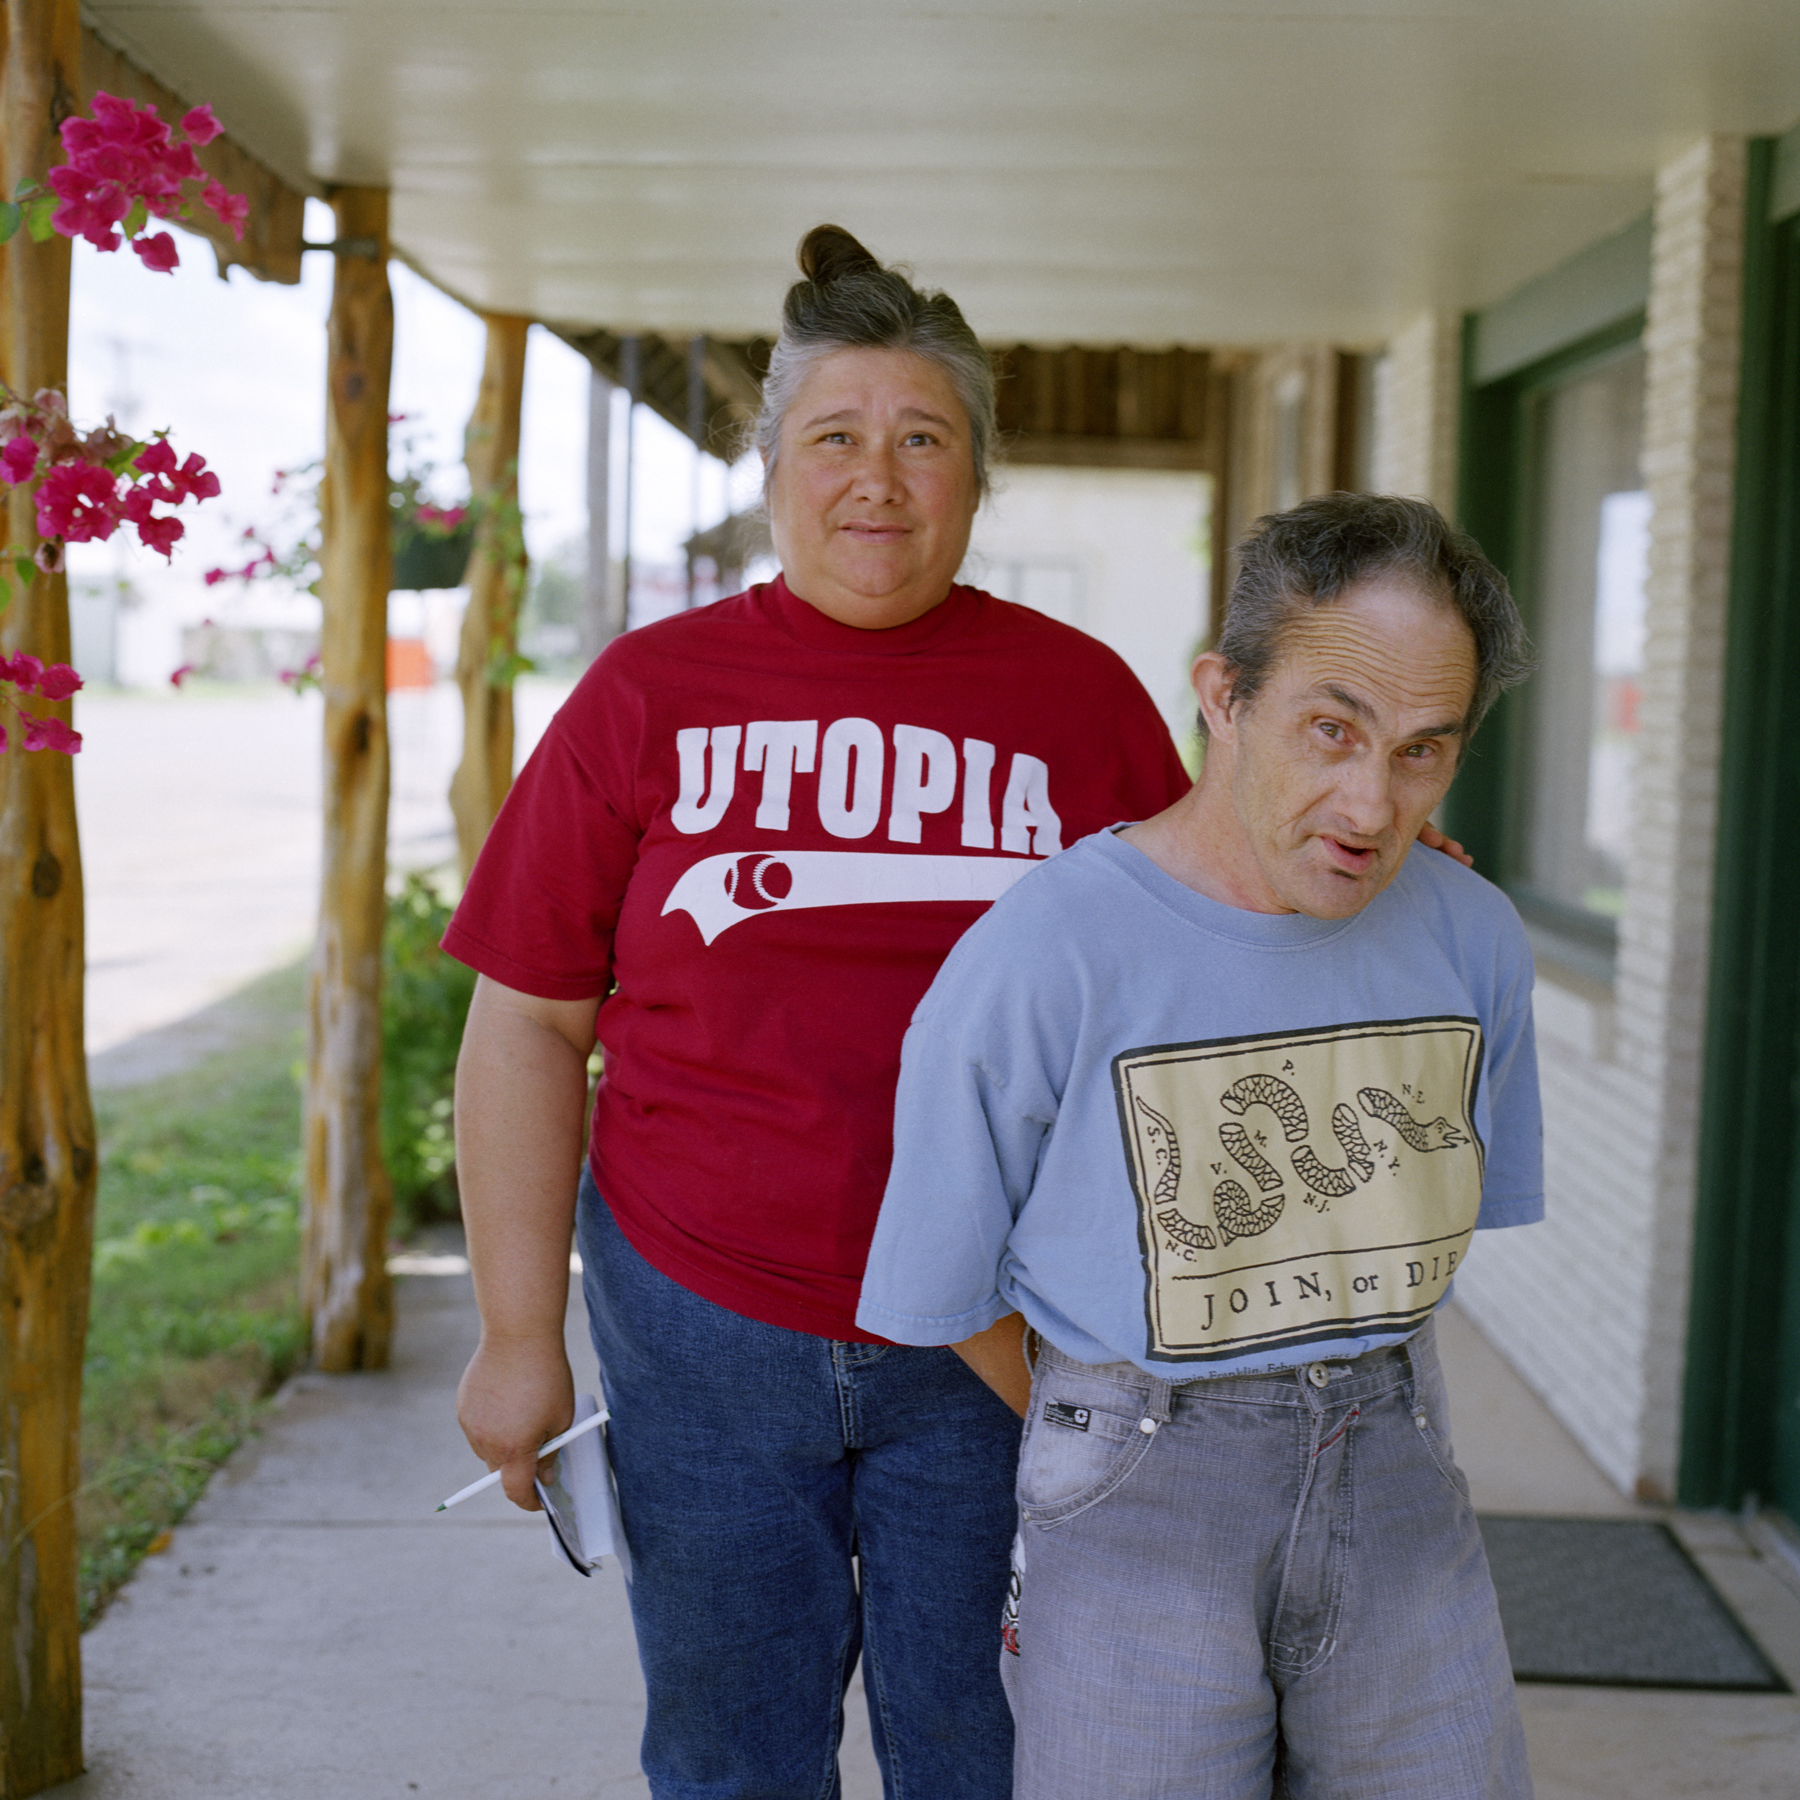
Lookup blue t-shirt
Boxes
[857,828,1543,1378]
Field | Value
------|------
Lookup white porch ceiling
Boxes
[83,1,1800,346]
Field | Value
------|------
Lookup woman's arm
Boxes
[453,974,602,1510]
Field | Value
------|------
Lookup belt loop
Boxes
[1143,1374,1178,1425]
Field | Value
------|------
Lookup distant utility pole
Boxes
[686,333,705,609]
[579,367,618,662]
[619,334,639,636]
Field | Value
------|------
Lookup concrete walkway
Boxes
[49,1235,1800,1799]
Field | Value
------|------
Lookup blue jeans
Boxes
[577,1171,1021,1800]
[1005,1323,1531,1800]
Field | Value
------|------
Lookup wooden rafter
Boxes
[549,325,770,460]
[551,330,1235,478]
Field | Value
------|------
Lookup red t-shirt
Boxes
[443,576,1192,1338]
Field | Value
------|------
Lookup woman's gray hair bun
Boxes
[796,224,882,287]
[754,224,997,496]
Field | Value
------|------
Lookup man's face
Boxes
[1202,576,1477,920]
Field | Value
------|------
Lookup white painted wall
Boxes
[962,464,1210,747]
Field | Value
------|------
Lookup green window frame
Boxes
[1444,311,1648,987]
[1680,135,1800,1516]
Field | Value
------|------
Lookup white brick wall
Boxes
[1447,138,1746,1497]
[1370,310,1461,510]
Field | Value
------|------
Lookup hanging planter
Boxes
[391,501,473,591]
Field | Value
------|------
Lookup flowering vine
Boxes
[0,92,247,274]
[0,653,82,754]
[0,92,243,753]
[0,385,219,597]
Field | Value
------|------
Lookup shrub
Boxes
[381,871,475,1229]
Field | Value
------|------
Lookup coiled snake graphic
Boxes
[1356,1087,1466,1153]
[1134,1097,1217,1250]
[1138,1075,1460,1248]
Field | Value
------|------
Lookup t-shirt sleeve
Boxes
[1474,969,1544,1230]
[856,1017,1049,1343]
[440,659,645,1001]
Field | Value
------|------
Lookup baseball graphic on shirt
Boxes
[722,854,794,911]
[1113,1018,1484,1364]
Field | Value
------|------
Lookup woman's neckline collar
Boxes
[761,573,983,653]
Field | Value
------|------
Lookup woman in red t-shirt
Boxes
[445,228,1432,1799]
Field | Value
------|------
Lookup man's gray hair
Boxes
[1202,492,1533,740]
[754,225,997,496]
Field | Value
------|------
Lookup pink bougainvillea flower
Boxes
[134,438,176,477]
[168,663,195,690]
[34,539,65,574]
[0,652,45,690]
[121,486,160,524]
[20,713,82,753]
[134,510,185,559]
[134,441,219,507]
[1,434,39,485]
[131,231,179,274]
[68,93,165,157]
[169,453,219,503]
[46,179,128,252]
[35,460,124,543]
[35,663,83,702]
[180,104,223,146]
[200,178,248,242]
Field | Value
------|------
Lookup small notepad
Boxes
[533,1393,631,1581]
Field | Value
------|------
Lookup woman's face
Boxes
[766,346,980,629]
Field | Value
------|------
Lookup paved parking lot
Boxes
[75,676,572,1058]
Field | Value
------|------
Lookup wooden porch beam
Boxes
[450,311,529,882]
[0,0,95,1789]
[303,186,393,1373]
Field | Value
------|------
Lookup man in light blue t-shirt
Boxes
[859,494,1543,1800]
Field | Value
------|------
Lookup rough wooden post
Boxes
[0,2,94,1790]
[449,312,529,883]
[303,188,394,1372]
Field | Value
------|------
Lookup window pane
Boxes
[1516,347,1648,928]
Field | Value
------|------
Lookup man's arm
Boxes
[453,974,601,1510]
[952,1311,1032,1417]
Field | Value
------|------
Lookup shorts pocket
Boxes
[1016,1370,1157,1526]
[1402,1348,1473,1505]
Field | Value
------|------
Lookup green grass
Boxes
[80,959,310,1624]
[78,886,478,1623]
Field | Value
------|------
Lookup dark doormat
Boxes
[1478,1515,1787,1691]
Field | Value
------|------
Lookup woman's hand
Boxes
[456,1332,576,1511]
[951,1312,1033,1418]
[1418,820,1473,868]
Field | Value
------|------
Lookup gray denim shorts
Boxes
[1004,1319,1531,1800]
